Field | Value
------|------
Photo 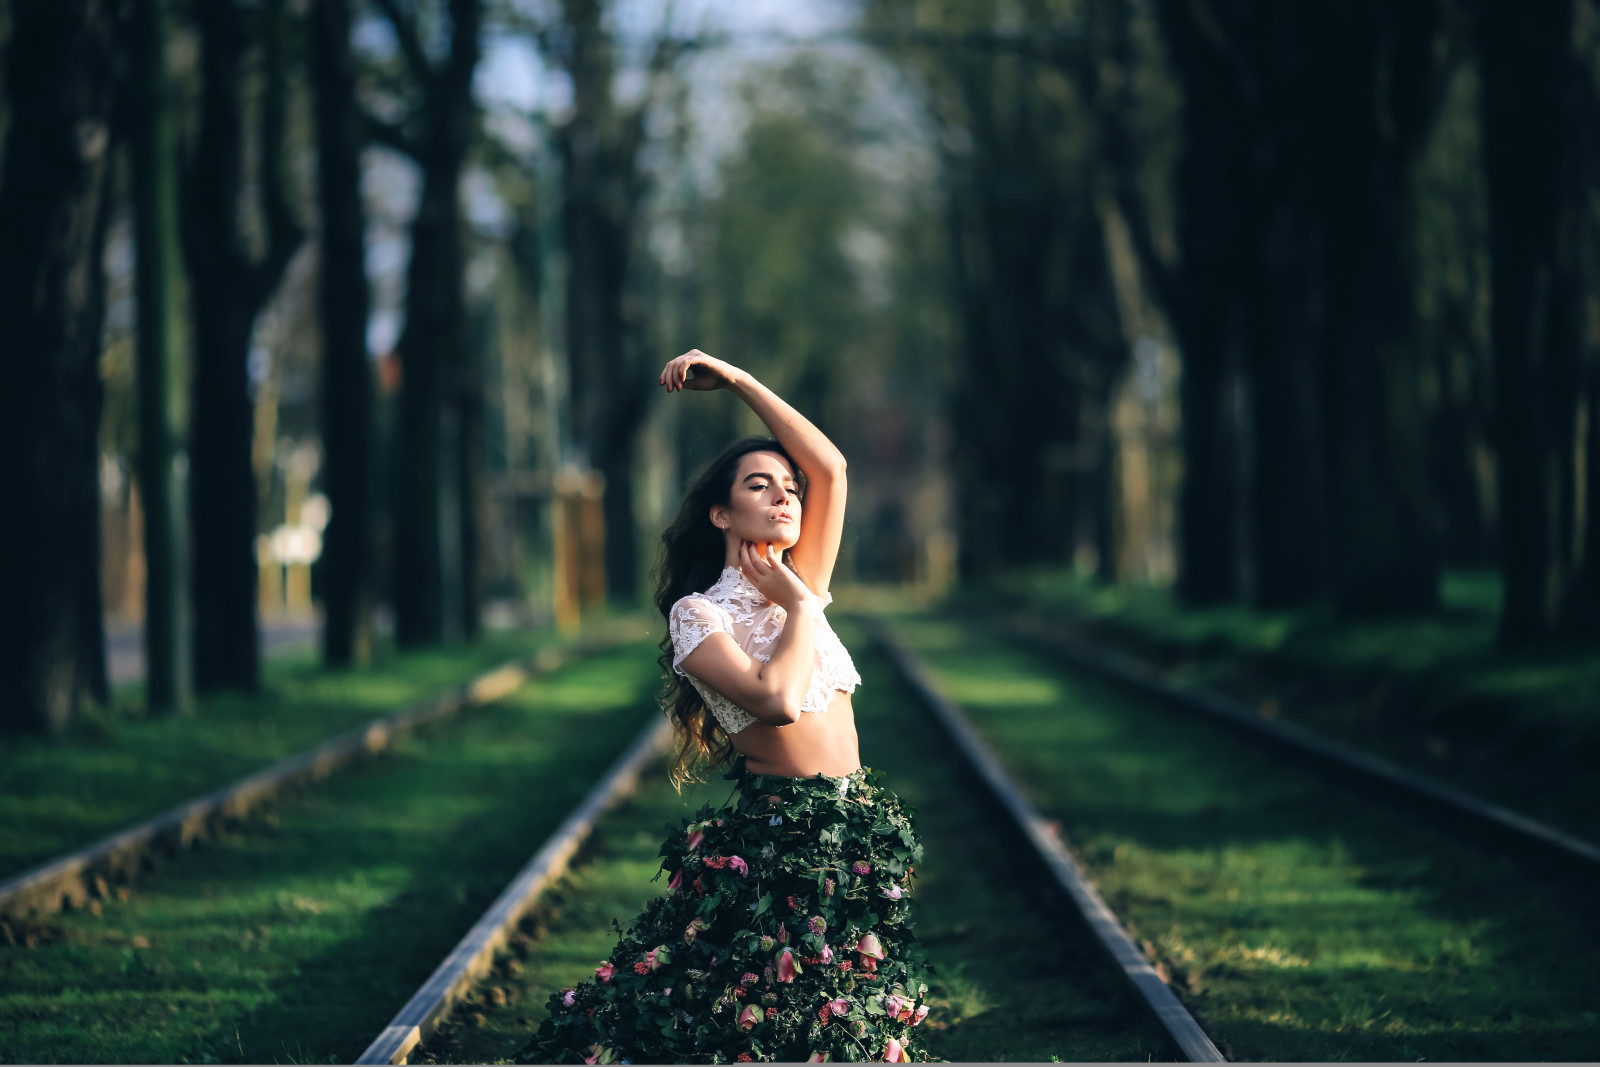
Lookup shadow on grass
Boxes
[0,644,664,1064]
[418,618,1174,1064]
[886,613,1600,1062]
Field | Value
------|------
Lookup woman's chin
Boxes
[746,528,799,551]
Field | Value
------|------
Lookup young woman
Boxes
[525,351,933,1064]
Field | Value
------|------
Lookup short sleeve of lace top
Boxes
[668,595,733,675]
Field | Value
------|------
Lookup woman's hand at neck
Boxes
[724,538,778,570]
[734,540,820,612]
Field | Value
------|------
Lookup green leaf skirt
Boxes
[523,756,935,1064]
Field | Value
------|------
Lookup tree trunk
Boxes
[131,0,191,710]
[559,139,637,600]
[189,301,260,689]
[1554,5,1600,640]
[1242,191,1329,609]
[1155,6,1249,607]
[392,172,455,645]
[0,0,118,733]
[1477,0,1576,646]
[385,0,480,647]
[183,0,304,691]
[310,0,375,666]
[1307,3,1443,616]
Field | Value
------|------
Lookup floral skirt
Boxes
[524,757,935,1064]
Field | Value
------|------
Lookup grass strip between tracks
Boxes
[884,612,1600,1062]
[0,615,654,883]
[0,639,667,1065]
[871,619,1223,1062]
[412,617,1169,1064]
[975,568,1600,843]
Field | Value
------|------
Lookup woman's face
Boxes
[711,450,801,550]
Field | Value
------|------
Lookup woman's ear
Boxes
[708,503,729,531]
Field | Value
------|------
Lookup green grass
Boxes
[0,614,657,879]
[969,568,1600,842]
[0,640,667,1064]
[888,612,1600,1061]
[417,617,1169,1064]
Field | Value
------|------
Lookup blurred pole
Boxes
[284,446,315,617]
[553,469,581,636]
[579,470,607,611]
[131,0,191,712]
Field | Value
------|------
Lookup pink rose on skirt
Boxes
[738,1004,762,1031]
[828,997,850,1016]
[729,854,749,876]
[911,1004,930,1026]
[775,947,800,983]
[856,932,886,959]
[883,1037,907,1062]
[594,961,614,983]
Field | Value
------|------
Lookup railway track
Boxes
[0,634,624,922]
[993,611,1600,874]
[868,619,1224,1063]
[371,611,1600,1062]
[2,636,675,1064]
[361,618,1211,1064]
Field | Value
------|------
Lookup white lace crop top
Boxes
[668,565,862,735]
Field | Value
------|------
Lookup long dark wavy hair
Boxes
[654,436,808,787]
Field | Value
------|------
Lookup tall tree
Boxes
[540,0,684,605]
[865,1,1123,583]
[1291,4,1445,615]
[1128,1,1447,613]
[1554,2,1600,642]
[1477,0,1583,646]
[311,0,376,666]
[131,0,191,710]
[365,0,482,645]
[0,0,118,732]
[182,0,306,692]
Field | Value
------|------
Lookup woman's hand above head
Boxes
[659,349,740,393]
[738,540,817,612]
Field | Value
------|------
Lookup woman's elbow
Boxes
[757,694,802,726]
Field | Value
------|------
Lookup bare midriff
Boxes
[729,687,860,779]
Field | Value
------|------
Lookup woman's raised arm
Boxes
[659,350,848,596]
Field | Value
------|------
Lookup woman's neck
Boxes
[723,539,779,570]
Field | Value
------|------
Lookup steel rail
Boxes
[866,617,1226,1063]
[0,638,615,919]
[997,613,1600,874]
[355,717,674,1065]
